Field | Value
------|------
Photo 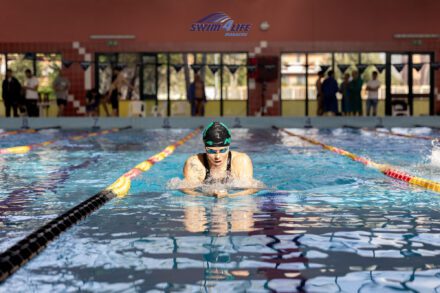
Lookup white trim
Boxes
[90,35,136,40]
[394,34,439,39]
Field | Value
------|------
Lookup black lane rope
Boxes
[0,127,201,282]
[342,125,361,129]
[0,190,114,281]
[414,124,440,130]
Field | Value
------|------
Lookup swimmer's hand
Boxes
[213,189,228,198]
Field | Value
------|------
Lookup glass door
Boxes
[386,52,433,116]
[389,53,410,116]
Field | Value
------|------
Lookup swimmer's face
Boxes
[205,146,229,166]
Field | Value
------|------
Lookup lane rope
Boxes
[275,126,440,193]
[0,126,131,155]
[0,127,201,282]
[414,124,440,130]
[343,125,434,141]
[0,127,62,138]
[0,129,36,137]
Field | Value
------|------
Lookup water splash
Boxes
[166,177,266,195]
[430,139,440,167]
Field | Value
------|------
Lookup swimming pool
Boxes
[1,127,440,292]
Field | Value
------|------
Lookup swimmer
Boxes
[183,121,256,198]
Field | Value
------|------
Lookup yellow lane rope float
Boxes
[0,127,201,282]
[0,129,36,137]
[106,127,202,197]
[276,127,440,193]
[0,127,129,155]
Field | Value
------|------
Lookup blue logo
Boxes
[190,12,251,37]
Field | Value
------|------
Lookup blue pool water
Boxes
[1,128,440,292]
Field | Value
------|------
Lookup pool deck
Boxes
[0,116,440,130]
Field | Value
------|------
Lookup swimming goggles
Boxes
[205,147,229,154]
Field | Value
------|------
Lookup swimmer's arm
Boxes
[181,188,204,196]
[225,153,257,198]
[224,188,259,198]
[182,156,205,196]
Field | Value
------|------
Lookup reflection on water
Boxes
[183,196,256,235]
[175,191,440,292]
[2,129,440,292]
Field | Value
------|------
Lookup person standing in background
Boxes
[23,69,39,117]
[315,70,324,116]
[53,70,70,117]
[85,88,101,117]
[2,69,21,117]
[349,70,363,116]
[188,74,206,116]
[339,73,351,116]
[321,70,339,115]
[366,71,380,116]
[107,66,131,117]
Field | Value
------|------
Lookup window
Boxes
[118,53,140,100]
[334,53,359,84]
[36,53,62,99]
[281,53,306,100]
[7,54,34,85]
[202,53,221,101]
[412,54,430,95]
[390,54,409,94]
[167,53,186,101]
[157,53,168,101]
[97,54,116,96]
[142,54,157,99]
[222,53,247,100]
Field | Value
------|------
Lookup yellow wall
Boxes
[413,98,430,116]
[117,100,246,117]
[281,100,306,116]
[96,99,426,117]
[0,100,59,117]
[205,101,220,116]
[108,100,168,117]
[282,100,388,116]
[223,100,247,116]
[0,98,429,117]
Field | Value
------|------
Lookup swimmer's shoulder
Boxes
[183,154,206,182]
[184,154,206,173]
[230,151,253,178]
[184,154,206,168]
[231,151,252,165]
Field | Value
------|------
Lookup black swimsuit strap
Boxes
[226,151,232,172]
[203,151,232,181]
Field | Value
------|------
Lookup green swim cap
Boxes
[202,121,232,147]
